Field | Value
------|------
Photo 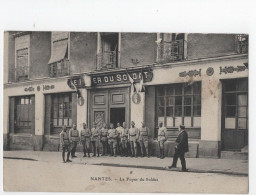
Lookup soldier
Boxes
[91,123,100,157]
[59,125,72,163]
[69,123,79,158]
[129,121,138,158]
[107,123,118,157]
[121,122,129,157]
[116,122,124,156]
[138,122,150,158]
[80,123,91,157]
[158,122,167,159]
[100,123,109,156]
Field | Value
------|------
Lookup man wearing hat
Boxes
[121,122,129,157]
[80,123,92,157]
[59,125,72,163]
[138,122,150,157]
[91,123,101,157]
[129,121,138,158]
[108,123,118,157]
[116,122,124,156]
[100,123,109,156]
[157,122,167,159]
[168,125,189,172]
[69,123,79,158]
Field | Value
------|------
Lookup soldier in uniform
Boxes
[107,123,118,157]
[158,122,167,159]
[80,123,91,157]
[121,122,129,157]
[168,125,189,172]
[129,121,138,158]
[100,123,109,156]
[69,123,79,158]
[91,123,101,157]
[116,122,124,156]
[138,122,150,158]
[59,125,72,163]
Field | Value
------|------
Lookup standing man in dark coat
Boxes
[168,125,189,172]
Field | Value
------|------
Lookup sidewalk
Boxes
[3,151,248,176]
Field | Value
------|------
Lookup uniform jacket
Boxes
[116,126,124,139]
[175,130,189,153]
[158,127,167,141]
[121,128,129,141]
[108,128,118,140]
[69,128,79,142]
[138,127,150,140]
[80,128,91,141]
[91,128,100,141]
[60,131,70,146]
[129,127,138,141]
[100,128,108,141]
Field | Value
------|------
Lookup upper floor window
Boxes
[156,33,186,64]
[48,32,70,77]
[97,32,120,70]
[15,34,30,81]
[236,34,248,54]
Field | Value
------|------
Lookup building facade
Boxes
[3,31,248,158]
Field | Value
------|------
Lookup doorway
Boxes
[110,108,125,128]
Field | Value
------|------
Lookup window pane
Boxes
[184,85,192,95]
[69,109,72,117]
[238,107,247,117]
[158,117,165,126]
[225,106,236,117]
[225,118,236,129]
[58,119,63,126]
[158,86,165,96]
[193,106,201,116]
[59,109,63,118]
[175,86,182,95]
[158,107,164,117]
[166,106,173,116]
[225,94,236,105]
[158,97,165,106]
[166,117,173,127]
[224,80,237,92]
[194,117,201,127]
[166,86,174,95]
[184,96,192,105]
[175,96,182,105]
[175,106,182,116]
[166,96,174,106]
[175,117,182,127]
[193,95,201,105]
[63,109,69,117]
[184,117,191,127]
[238,118,247,129]
[53,119,58,126]
[69,119,72,126]
[184,106,191,116]
[238,95,247,106]
[193,82,201,94]
[64,119,68,126]
[237,79,248,91]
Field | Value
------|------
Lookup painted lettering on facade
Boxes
[219,65,248,75]
[67,76,86,89]
[24,87,34,92]
[43,85,55,91]
[91,69,153,86]
[179,69,201,77]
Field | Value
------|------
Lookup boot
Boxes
[146,148,149,158]
[62,152,66,163]
[93,148,96,157]
[114,148,117,157]
[181,161,188,172]
[158,149,162,158]
[66,152,72,162]
[160,149,164,159]
[97,149,100,157]
[87,150,90,158]
[134,149,137,158]
[162,148,165,159]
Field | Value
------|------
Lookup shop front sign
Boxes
[67,76,86,89]
[219,65,248,75]
[91,69,153,86]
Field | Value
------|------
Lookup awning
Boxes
[48,39,68,64]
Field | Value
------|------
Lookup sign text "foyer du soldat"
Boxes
[91,69,153,86]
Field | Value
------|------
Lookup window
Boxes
[97,33,119,70]
[156,33,185,63]
[48,32,70,77]
[15,34,30,81]
[236,34,248,54]
[157,82,201,128]
[52,93,72,128]
[223,78,248,130]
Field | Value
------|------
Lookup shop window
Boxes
[223,78,248,130]
[97,33,119,70]
[51,93,72,131]
[156,82,201,129]
[156,33,185,63]
[14,96,33,134]
[48,32,70,77]
[15,34,30,82]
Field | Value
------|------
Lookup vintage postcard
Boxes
[2,31,248,193]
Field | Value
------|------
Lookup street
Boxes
[3,158,248,193]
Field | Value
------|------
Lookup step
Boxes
[221,151,248,160]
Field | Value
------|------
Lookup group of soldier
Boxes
[60,120,188,171]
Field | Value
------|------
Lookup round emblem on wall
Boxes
[206,67,214,76]
[37,86,41,91]
[132,93,141,104]
[78,96,84,106]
